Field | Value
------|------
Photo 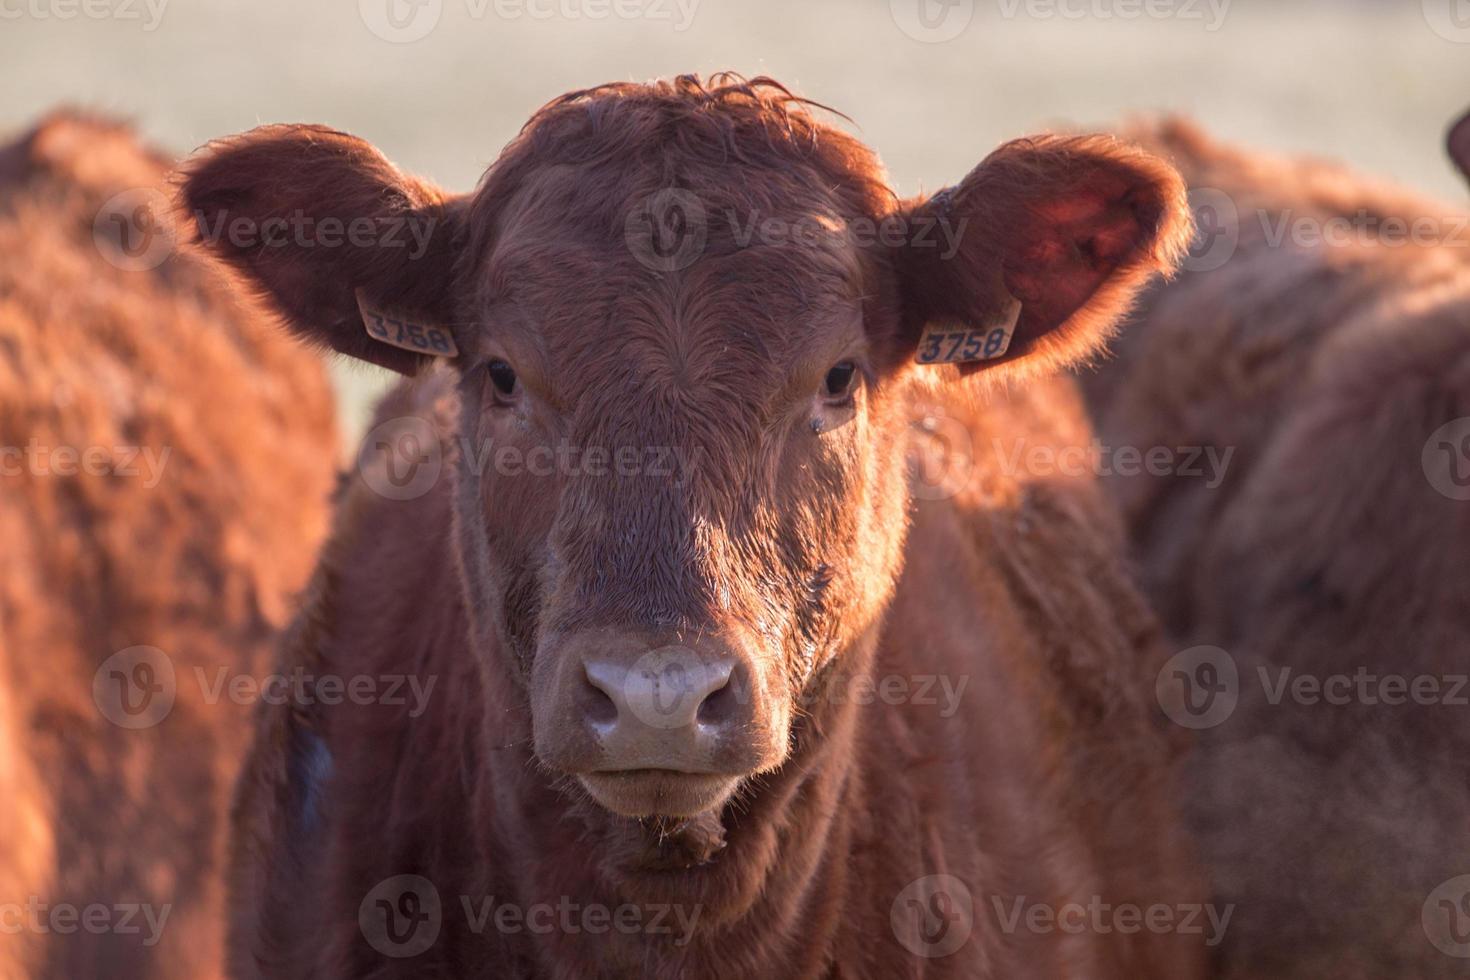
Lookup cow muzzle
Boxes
[531,628,787,818]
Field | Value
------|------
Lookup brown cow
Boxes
[1083,115,1470,977]
[183,75,1209,979]
[0,112,337,978]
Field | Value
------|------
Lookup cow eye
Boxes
[823,361,857,401]
[487,360,518,400]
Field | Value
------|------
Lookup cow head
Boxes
[183,76,1188,821]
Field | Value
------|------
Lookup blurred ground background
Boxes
[5,0,1467,442]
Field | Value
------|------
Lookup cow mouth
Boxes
[578,770,739,818]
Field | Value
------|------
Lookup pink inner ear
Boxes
[1003,184,1153,331]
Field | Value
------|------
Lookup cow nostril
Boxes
[695,673,737,727]
[582,666,619,727]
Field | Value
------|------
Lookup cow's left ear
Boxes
[1448,107,1470,186]
[891,134,1191,380]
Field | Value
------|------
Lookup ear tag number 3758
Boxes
[356,288,458,358]
[915,296,1021,366]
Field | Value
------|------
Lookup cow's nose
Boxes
[531,629,781,778]
[583,652,736,733]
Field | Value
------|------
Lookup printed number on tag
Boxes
[915,290,1021,366]
[356,289,458,357]
[916,325,1013,365]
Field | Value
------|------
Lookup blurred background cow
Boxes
[1083,114,1470,978]
[0,112,336,978]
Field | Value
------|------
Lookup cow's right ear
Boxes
[181,125,465,374]
[1449,107,1470,187]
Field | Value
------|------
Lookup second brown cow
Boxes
[1085,116,1470,978]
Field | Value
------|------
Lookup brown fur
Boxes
[184,75,1206,978]
[0,111,338,978]
[1083,118,1470,977]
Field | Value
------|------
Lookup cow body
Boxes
[1084,119,1470,977]
[184,76,1207,979]
[0,112,338,979]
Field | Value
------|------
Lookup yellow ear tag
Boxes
[356,288,459,358]
[915,294,1021,366]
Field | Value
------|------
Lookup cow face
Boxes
[184,76,1189,820]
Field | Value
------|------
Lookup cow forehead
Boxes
[483,190,868,292]
[477,230,868,394]
[477,143,872,284]
[467,136,880,407]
